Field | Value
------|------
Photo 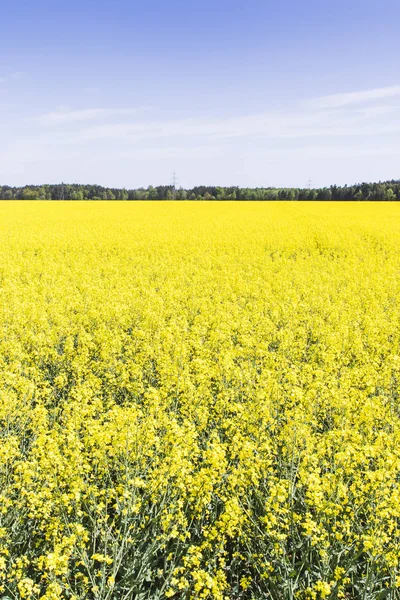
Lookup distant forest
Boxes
[1,180,400,200]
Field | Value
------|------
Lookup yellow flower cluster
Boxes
[1,201,400,599]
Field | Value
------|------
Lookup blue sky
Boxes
[1,0,400,188]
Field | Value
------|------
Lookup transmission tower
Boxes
[60,182,65,200]
[171,171,179,200]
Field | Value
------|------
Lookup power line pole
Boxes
[171,171,179,200]
[307,178,312,191]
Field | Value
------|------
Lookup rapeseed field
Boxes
[1,201,400,600]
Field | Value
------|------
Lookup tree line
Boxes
[0,180,399,200]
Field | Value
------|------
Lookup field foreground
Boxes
[1,201,400,600]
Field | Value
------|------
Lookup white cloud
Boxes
[32,83,400,146]
[37,107,141,125]
[4,83,398,188]
[54,105,400,144]
[308,85,400,109]
[356,105,400,118]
